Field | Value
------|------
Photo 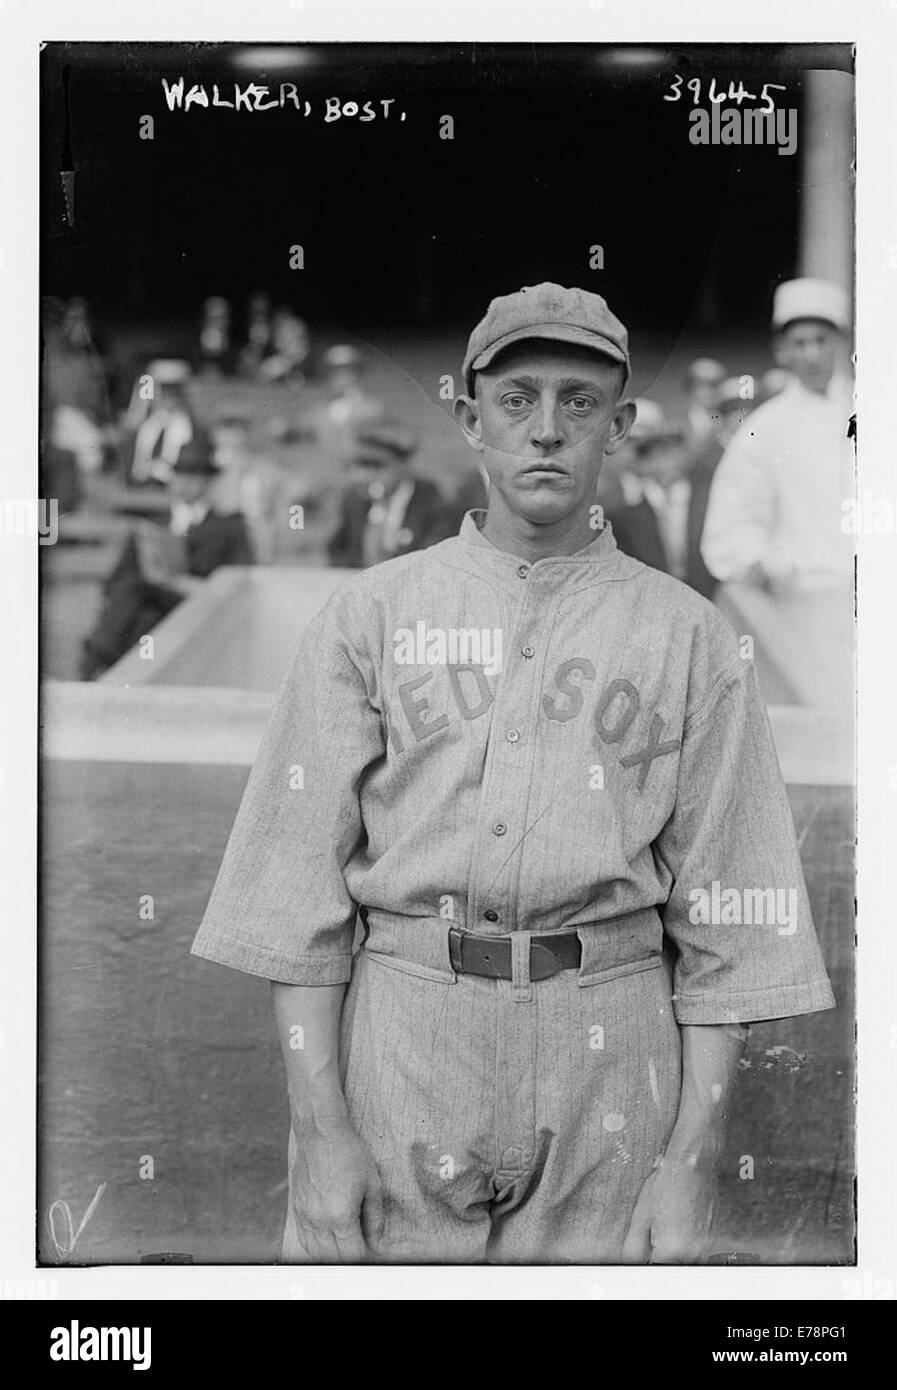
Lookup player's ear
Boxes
[453,393,484,453]
[604,396,637,457]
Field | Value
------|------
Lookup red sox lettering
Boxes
[392,654,682,790]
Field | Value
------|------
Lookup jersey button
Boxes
[506,729,520,743]
[516,564,529,578]
[521,644,535,659]
[492,821,508,836]
[484,909,499,923]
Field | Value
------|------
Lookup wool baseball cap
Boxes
[462,282,631,394]
[771,278,850,332]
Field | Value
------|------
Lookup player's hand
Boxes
[289,1120,385,1263]
[621,1155,717,1264]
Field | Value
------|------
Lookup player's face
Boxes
[456,341,634,528]
[774,320,839,394]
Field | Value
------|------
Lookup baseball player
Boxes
[192,283,835,1264]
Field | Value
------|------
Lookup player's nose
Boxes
[530,396,565,450]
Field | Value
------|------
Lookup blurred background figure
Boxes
[123,359,207,486]
[328,418,458,568]
[311,343,385,464]
[210,414,288,566]
[257,307,311,384]
[195,296,236,377]
[700,278,854,593]
[165,440,254,577]
[78,439,254,679]
[686,376,758,600]
[602,399,692,583]
[42,295,116,505]
[238,291,273,379]
[684,356,726,445]
[759,366,790,402]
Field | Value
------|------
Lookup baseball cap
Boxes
[462,282,631,394]
[771,278,850,332]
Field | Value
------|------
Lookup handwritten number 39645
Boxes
[664,76,787,113]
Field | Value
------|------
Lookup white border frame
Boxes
[2,0,893,1301]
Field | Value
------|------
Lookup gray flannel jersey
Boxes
[191,511,835,1025]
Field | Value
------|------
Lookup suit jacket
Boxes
[328,477,457,569]
[606,463,721,600]
[604,497,670,576]
[685,435,724,600]
[185,509,254,577]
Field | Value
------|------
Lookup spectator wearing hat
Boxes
[238,291,274,379]
[684,357,726,445]
[685,378,758,600]
[123,359,208,486]
[602,398,691,581]
[257,309,312,385]
[165,440,254,577]
[42,295,116,498]
[701,278,854,592]
[309,344,385,466]
[80,441,252,679]
[327,419,457,568]
[195,296,237,377]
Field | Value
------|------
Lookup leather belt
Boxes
[448,927,582,982]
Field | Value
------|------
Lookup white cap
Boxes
[771,278,849,331]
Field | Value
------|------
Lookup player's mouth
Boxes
[519,461,569,478]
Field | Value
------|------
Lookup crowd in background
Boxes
[41,280,854,681]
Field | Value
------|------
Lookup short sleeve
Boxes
[190,584,385,985]
[656,659,836,1025]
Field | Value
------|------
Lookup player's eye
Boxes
[566,396,594,413]
[501,394,531,411]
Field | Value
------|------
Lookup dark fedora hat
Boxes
[171,436,220,477]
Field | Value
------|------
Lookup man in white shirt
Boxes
[700,278,854,593]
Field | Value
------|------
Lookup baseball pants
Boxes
[281,944,682,1264]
